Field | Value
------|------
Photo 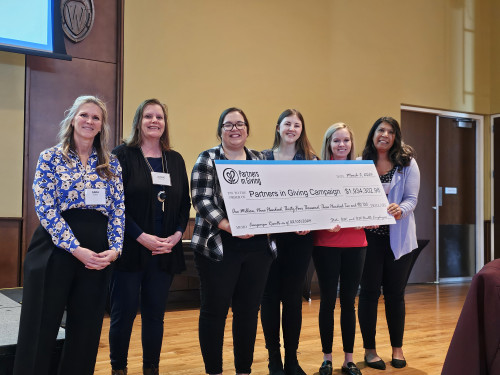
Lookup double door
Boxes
[401,108,483,282]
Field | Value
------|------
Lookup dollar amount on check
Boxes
[214,160,396,236]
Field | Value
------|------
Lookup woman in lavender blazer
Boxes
[357,117,420,371]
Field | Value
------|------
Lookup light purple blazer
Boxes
[388,158,420,259]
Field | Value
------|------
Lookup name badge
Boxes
[85,188,106,205]
[152,172,171,186]
[382,183,391,195]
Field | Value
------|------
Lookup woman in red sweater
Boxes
[313,123,366,375]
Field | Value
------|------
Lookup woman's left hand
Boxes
[236,234,254,239]
[328,225,341,232]
[151,231,183,255]
[295,230,310,235]
[91,250,119,269]
[387,203,402,220]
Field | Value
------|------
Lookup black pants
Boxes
[358,232,414,349]
[14,210,111,375]
[195,236,273,374]
[260,233,313,355]
[109,215,174,370]
[312,246,366,354]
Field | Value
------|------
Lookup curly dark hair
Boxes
[362,116,415,169]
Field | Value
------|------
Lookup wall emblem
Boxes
[61,0,95,43]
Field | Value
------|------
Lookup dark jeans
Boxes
[358,232,414,349]
[312,246,366,354]
[109,255,173,369]
[195,236,273,374]
[260,233,313,355]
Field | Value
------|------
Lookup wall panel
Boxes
[19,0,123,285]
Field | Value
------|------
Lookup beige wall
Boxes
[0,0,498,218]
[123,0,334,170]
[491,0,500,113]
[0,52,25,217]
[123,0,498,216]
[123,0,494,165]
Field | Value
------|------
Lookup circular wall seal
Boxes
[61,0,95,43]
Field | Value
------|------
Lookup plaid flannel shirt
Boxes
[190,144,276,261]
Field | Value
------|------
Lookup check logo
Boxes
[223,168,239,184]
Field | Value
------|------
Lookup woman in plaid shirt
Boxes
[191,107,275,375]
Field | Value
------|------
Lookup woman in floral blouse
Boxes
[14,96,125,375]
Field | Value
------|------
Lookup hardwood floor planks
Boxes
[95,283,469,375]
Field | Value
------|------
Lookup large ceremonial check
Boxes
[214,160,396,236]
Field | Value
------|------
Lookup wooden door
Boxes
[438,117,476,278]
[493,117,500,260]
[401,110,437,283]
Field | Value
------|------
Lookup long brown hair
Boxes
[125,98,171,151]
[272,109,316,160]
[58,95,113,179]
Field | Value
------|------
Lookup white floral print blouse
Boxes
[33,144,125,254]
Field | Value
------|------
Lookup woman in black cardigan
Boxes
[109,99,191,375]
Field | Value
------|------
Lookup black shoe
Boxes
[284,361,307,375]
[364,356,386,370]
[268,349,285,375]
[143,365,159,375]
[269,366,286,375]
[319,360,332,375]
[391,357,407,369]
[342,362,362,375]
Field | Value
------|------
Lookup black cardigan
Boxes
[112,144,191,273]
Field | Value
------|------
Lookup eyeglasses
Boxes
[222,121,247,131]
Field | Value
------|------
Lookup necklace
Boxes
[140,147,168,211]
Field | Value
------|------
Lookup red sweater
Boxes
[313,227,367,248]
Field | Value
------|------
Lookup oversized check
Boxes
[214,160,396,236]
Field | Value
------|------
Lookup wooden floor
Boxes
[94,283,469,375]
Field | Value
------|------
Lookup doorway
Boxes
[492,115,500,261]
[401,106,484,283]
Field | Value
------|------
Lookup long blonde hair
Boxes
[58,95,113,179]
[320,122,355,160]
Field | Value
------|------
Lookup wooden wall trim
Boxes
[0,219,22,288]
[484,219,492,263]
[21,59,32,263]
[20,0,124,287]
[115,0,124,144]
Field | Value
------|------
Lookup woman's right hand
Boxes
[328,224,341,232]
[73,246,112,270]
[218,218,232,234]
[218,218,254,239]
